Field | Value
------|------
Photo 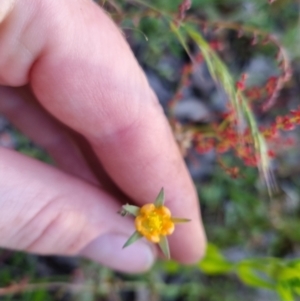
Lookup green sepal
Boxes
[154,188,165,207]
[120,204,140,217]
[159,236,170,259]
[123,231,143,249]
[171,217,191,223]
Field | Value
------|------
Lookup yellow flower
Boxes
[135,204,174,243]
[120,188,190,259]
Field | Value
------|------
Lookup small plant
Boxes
[120,188,190,259]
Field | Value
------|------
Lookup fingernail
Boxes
[80,233,155,273]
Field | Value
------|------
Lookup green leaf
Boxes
[154,188,165,207]
[123,231,143,248]
[237,263,274,289]
[286,259,300,270]
[276,283,295,301]
[160,260,180,274]
[198,244,233,274]
[199,258,233,275]
[278,267,300,281]
[294,286,300,295]
[158,236,170,259]
[120,204,140,216]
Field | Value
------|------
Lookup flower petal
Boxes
[161,221,175,235]
[145,232,160,243]
[140,203,155,214]
[157,206,171,217]
[135,216,144,232]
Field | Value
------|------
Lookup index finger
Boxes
[0,0,206,262]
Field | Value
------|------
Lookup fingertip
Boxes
[175,233,207,265]
[168,212,207,264]
[80,233,157,274]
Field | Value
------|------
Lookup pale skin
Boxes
[0,0,206,273]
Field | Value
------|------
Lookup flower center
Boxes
[142,212,163,232]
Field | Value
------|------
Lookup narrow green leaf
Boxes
[182,24,275,194]
[154,188,165,207]
[170,22,192,60]
[279,268,300,281]
[158,236,170,259]
[123,231,143,249]
[120,204,140,217]
[171,217,191,223]
[237,264,274,289]
[276,283,294,301]
[199,244,233,274]
[199,258,233,275]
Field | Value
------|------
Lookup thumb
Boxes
[0,148,155,273]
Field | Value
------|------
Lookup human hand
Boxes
[0,0,206,273]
